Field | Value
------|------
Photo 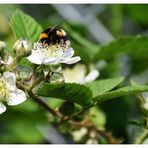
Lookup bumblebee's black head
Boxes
[39,27,69,45]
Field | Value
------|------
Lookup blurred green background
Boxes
[0,4,148,144]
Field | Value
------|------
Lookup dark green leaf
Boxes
[37,83,93,107]
[95,36,148,62]
[10,9,42,42]
[86,77,125,98]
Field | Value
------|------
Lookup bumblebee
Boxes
[39,27,69,46]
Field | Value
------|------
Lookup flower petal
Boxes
[0,103,6,114]
[7,89,27,106]
[2,72,16,91]
[27,51,42,65]
[61,56,81,64]
[61,47,74,60]
[43,57,59,65]
[6,56,14,65]
[83,70,99,83]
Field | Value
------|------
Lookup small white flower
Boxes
[27,42,81,65]
[62,64,99,84]
[0,72,27,114]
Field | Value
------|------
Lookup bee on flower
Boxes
[27,27,81,65]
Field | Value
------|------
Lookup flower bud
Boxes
[13,39,32,59]
[50,72,65,84]
[15,66,32,81]
[0,41,6,52]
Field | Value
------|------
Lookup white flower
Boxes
[27,42,81,65]
[62,64,99,84]
[0,72,27,114]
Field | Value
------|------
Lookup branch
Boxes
[28,90,61,117]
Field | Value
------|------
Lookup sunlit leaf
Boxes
[10,9,42,42]
[86,77,125,98]
[95,85,148,103]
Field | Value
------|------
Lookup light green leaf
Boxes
[37,83,93,108]
[95,36,148,62]
[95,85,148,103]
[86,77,125,98]
[5,43,15,57]
[10,9,42,42]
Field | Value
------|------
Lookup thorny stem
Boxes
[62,103,96,122]
[27,89,60,117]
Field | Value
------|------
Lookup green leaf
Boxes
[95,85,148,103]
[86,77,125,98]
[10,9,42,42]
[37,83,93,107]
[95,36,148,62]
[125,5,148,26]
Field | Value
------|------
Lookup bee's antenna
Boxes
[50,18,70,32]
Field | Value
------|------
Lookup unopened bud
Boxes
[13,39,32,58]
[15,66,32,81]
[0,41,6,52]
[50,72,65,84]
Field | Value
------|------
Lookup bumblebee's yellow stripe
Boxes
[60,29,66,36]
[39,33,48,39]
[56,29,67,37]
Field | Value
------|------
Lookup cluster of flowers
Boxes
[0,36,99,114]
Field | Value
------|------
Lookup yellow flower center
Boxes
[36,42,70,59]
[0,78,9,102]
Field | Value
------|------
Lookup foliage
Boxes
[0,5,148,144]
